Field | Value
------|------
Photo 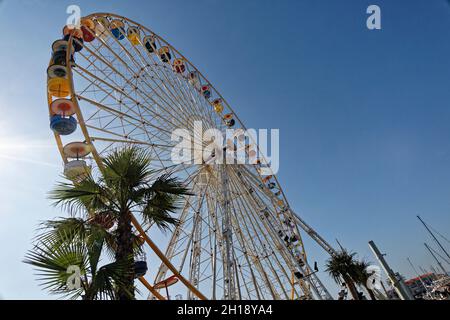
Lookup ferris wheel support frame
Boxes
[221,166,237,299]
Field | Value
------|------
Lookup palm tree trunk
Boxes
[343,275,360,300]
[115,210,135,300]
[364,285,377,300]
[84,287,94,300]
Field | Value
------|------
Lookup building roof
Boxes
[405,273,434,285]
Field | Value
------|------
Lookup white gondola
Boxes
[64,160,91,180]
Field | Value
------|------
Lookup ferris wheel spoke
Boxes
[112,21,218,130]
[123,38,211,127]
[204,192,219,299]
[226,167,302,298]
[153,173,221,294]
[172,73,216,127]
[73,61,185,135]
[154,64,215,129]
[230,202,285,299]
[139,61,201,123]
[80,40,198,132]
[202,172,268,300]
[238,166,308,253]
[83,20,222,142]
[227,168,314,298]
[238,166,309,253]
[75,95,207,160]
[75,94,172,144]
[228,212,270,299]
[152,197,198,288]
[95,26,207,130]
[239,170,309,268]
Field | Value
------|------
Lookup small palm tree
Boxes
[353,260,377,300]
[325,250,360,300]
[24,219,131,300]
[47,147,190,300]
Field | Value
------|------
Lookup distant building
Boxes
[404,273,437,298]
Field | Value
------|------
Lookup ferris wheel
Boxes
[46,13,337,300]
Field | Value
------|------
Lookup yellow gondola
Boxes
[48,77,71,98]
[212,99,224,113]
[127,26,141,45]
[81,18,95,30]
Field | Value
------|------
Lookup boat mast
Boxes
[368,240,414,300]
[424,242,448,275]
[417,215,450,261]
[407,257,431,297]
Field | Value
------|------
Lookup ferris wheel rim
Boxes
[46,12,326,300]
[54,12,295,231]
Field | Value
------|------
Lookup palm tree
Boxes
[47,147,190,300]
[24,218,131,299]
[325,250,360,300]
[353,260,377,300]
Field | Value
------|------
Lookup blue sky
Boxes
[0,0,450,299]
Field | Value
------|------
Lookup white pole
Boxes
[368,240,414,300]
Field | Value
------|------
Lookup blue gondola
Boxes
[50,115,77,135]
[134,261,148,278]
[111,27,125,40]
[201,86,211,99]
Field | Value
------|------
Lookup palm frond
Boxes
[141,192,180,231]
[91,260,134,300]
[35,217,88,244]
[148,173,192,196]
[137,173,190,230]
[102,147,152,191]
[24,232,89,299]
[325,249,358,285]
[29,146,190,300]
[49,176,114,216]
[35,217,117,260]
